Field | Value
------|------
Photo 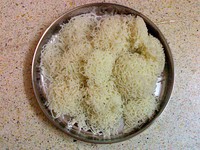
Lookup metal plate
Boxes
[32,3,174,144]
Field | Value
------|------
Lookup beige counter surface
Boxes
[0,0,200,149]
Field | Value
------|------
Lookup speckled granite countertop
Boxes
[0,0,199,149]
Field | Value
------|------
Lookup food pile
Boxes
[40,13,165,136]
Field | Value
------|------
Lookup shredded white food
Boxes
[40,12,165,136]
[113,52,159,100]
[92,15,132,56]
[85,81,123,135]
[84,50,116,86]
[124,95,158,128]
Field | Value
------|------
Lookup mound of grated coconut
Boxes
[40,13,165,136]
